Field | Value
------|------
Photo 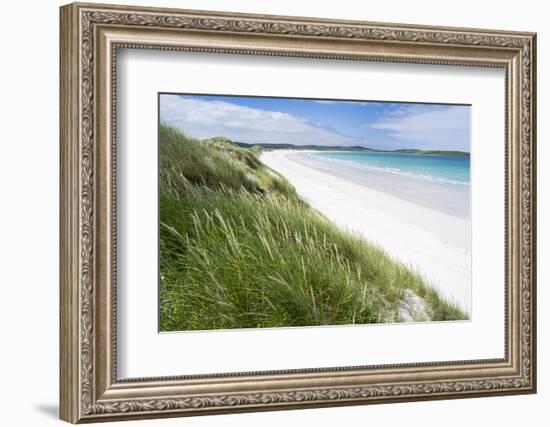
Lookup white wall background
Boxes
[0,0,545,425]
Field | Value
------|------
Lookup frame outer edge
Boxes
[59,2,537,422]
[60,3,81,424]
[68,1,537,36]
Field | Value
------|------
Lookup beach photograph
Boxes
[158,93,471,332]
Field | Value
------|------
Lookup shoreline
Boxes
[260,149,471,313]
[291,151,470,220]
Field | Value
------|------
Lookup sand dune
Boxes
[261,150,471,313]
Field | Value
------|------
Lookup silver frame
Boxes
[60,2,536,423]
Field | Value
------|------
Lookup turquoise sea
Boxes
[310,151,470,186]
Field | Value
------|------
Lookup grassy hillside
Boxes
[159,124,467,331]
[234,142,377,152]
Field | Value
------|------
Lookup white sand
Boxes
[261,150,471,313]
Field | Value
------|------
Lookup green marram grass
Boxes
[159,124,467,331]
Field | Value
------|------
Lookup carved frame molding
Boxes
[60,2,536,423]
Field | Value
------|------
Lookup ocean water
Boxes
[310,151,470,186]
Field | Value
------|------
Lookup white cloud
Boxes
[313,100,371,106]
[368,105,470,151]
[160,95,355,146]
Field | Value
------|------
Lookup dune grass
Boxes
[159,124,467,331]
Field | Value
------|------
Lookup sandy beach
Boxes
[261,150,471,313]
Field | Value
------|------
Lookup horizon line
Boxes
[233,141,471,154]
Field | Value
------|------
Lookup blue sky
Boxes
[160,94,470,151]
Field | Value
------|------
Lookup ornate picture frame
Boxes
[60,2,536,423]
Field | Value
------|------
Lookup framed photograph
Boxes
[60,2,537,423]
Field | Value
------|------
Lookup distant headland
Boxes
[234,142,470,156]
